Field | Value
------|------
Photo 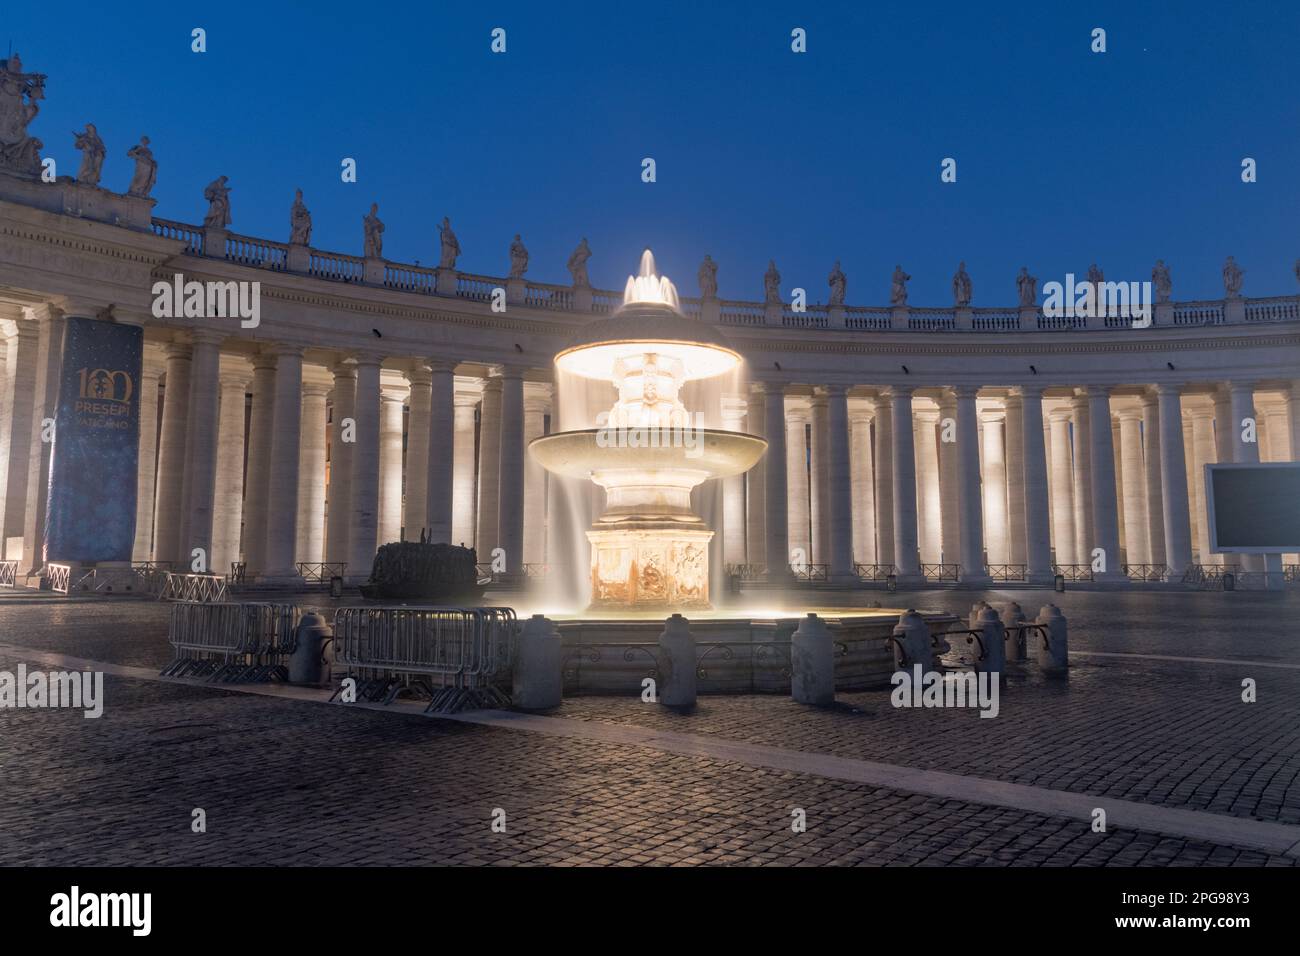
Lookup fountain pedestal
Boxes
[588,525,714,609]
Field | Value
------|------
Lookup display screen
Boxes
[1207,463,1300,552]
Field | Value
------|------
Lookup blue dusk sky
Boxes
[5,0,1298,305]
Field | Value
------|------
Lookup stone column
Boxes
[522,382,550,565]
[346,355,383,583]
[1085,387,1123,579]
[476,376,503,559]
[1290,381,1300,469]
[1019,387,1052,582]
[378,382,407,545]
[784,400,811,564]
[809,391,831,566]
[1141,392,1166,566]
[1112,417,1126,560]
[825,385,855,581]
[1118,407,1149,565]
[981,410,1009,566]
[403,364,432,538]
[1048,409,1077,567]
[131,355,164,563]
[20,305,67,573]
[260,346,304,583]
[182,331,223,569]
[890,387,922,582]
[1228,381,1266,573]
[152,340,192,568]
[1189,407,1216,564]
[0,319,38,559]
[241,352,276,576]
[325,363,356,566]
[294,378,330,565]
[1156,384,1193,575]
[762,384,789,578]
[498,366,526,576]
[721,395,748,565]
[1213,388,1233,463]
[914,409,941,564]
[937,392,960,565]
[451,383,480,548]
[954,387,989,583]
[426,361,457,545]
[874,392,895,567]
[1004,395,1027,567]
[210,361,250,576]
[745,386,767,566]
[849,405,876,565]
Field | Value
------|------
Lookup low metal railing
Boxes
[47,563,73,594]
[0,560,16,588]
[854,563,897,581]
[161,601,301,682]
[1124,563,1170,582]
[922,563,960,582]
[1053,564,1095,582]
[790,564,829,582]
[987,564,1027,582]
[229,562,247,584]
[159,572,229,603]
[296,562,346,583]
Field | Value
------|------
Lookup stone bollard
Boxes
[968,601,989,629]
[1035,604,1069,675]
[976,606,1006,676]
[512,615,562,710]
[1002,601,1028,662]
[658,613,697,708]
[791,613,835,706]
[892,609,931,669]
[289,611,333,685]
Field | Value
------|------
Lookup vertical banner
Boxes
[44,317,143,563]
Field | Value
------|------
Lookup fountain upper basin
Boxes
[528,428,767,483]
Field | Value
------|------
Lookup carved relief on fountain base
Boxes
[586,527,714,610]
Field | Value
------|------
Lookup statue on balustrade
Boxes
[1294,259,1300,290]
[289,188,312,245]
[438,216,460,269]
[509,234,529,277]
[890,265,911,306]
[203,175,232,230]
[698,254,718,298]
[125,136,157,197]
[1222,255,1244,298]
[1016,267,1037,307]
[763,260,781,304]
[1152,260,1172,303]
[0,53,46,176]
[952,261,972,307]
[363,203,384,258]
[567,237,592,287]
[72,123,105,186]
[1087,263,1103,291]
[828,260,847,306]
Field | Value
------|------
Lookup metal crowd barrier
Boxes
[161,601,301,682]
[0,560,18,588]
[159,572,229,602]
[330,606,516,713]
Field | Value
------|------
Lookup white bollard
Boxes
[791,613,835,706]
[892,609,931,669]
[1001,601,1028,662]
[513,614,563,710]
[1035,604,1069,675]
[289,611,332,685]
[968,601,989,629]
[658,613,697,707]
[976,605,1006,676]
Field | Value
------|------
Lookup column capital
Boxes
[979,408,1006,424]
[163,341,192,360]
[350,350,386,368]
[1154,382,1185,398]
[880,384,912,400]
[494,363,528,380]
[1048,407,1073,423]
[1010,384,1041,400]
[380,383,409,403]
[331,361,358,381]
[406,363,433,388]
[950,385,980,400]
[1116,405,1144,422]
[303,380,333,399]
[52,294,109,318]
[269,342,305,359]
[190,329,227,347]
[820,383,849,399]
[1226,380,1256,395]
[427,358,459,374]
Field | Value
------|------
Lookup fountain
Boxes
[529,250,766,609]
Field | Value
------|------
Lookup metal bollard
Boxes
[791,613,835,706]
[1001,601,1028,662]
[1035,604,1069,675]
[976,606,1006,676]
[288,611,333,685]
[512,614,562,710]
[891,609,931,669]
[658,613,697,707]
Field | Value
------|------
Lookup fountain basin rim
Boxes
[528,428,768,480]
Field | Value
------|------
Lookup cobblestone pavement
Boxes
[0,589,1296,865]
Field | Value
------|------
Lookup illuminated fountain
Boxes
[529,250,767,609]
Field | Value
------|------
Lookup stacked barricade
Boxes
[162,601,301,682]
[330,606,516,713]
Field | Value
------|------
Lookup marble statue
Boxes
[763,260,781,304]
[828,260,846,306]
[125,136,157,197]
[1087,263,1103,288]
[1152,260,1172,303]
[1294,259,1300,289]
[890,265,911,306]
[509,234,529,278]
[0,53,46,175]
[438,216,460,269]
[698,254,718,298]
[952,261,972,307]
[1016,267,1037,307]
[289,188,312,246]
[73,123,105,186]
[363,203,384,258]
[203,175,232,230]
[567,238,591,287]
[1222,256,1244,298]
